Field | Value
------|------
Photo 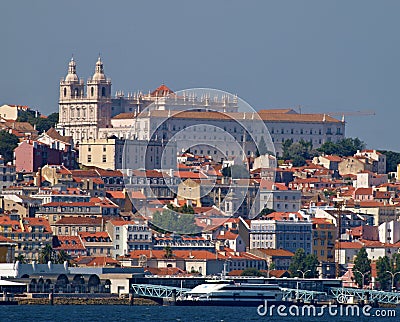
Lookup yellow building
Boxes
[177,178,201,207]
[312,217,336,263]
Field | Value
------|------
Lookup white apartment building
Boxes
[258,180,301,213]
[354,150,386,174]
[242,211,312,254]
[379,220,400,244]
[106,219,152,258]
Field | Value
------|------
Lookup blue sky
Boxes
[1,1,399,150]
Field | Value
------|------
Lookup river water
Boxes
[1,305,398,322]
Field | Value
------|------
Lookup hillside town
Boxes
[1,58,400,297]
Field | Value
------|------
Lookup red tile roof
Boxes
[254,249,294,257]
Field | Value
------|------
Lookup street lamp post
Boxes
[385,271,400,292]
[297,269,311,279]
[353,270,370,289]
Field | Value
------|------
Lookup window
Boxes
[88,145,91,152]
[102,155,106,163]
[102,87,106,97]
[103,145,107,152]
[63,88,67,97]
[88,155,92,162]
[91,87,94,96]
[116,235,119,240]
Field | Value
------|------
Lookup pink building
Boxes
[14,140,76,172]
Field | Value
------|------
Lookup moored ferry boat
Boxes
[176,280,283,306]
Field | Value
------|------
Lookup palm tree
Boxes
[56,250,71,264]
[15,254,26,264]
[39,244,54,263]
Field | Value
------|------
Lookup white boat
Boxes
[177,280,284,306]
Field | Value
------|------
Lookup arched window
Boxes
[91,87,94,96]
[63,88,67,97]
[74,88,79,97]
[102,87,106,97]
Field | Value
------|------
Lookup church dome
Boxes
[92,57,106,81]
[65,57,79,82]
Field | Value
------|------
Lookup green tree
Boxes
[16,109,37,123]
[289,249,319,278]
[281,139,316,166]
[164,245,173,259]
[55,250,71,264]
[304,254,319,278]
[292,155,306,167]
[289,248,307,277]
[152,210,201,234]
[352,248,371,288]
[318,137,366,157]
[39,244,54,263]
[376,256,392,290]
[16,110,59,133]
[0,131,19,163]
[15,254,26,264]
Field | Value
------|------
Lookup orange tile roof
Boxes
[337,241,363,249]
[150,84,174,97]
[55,217,103,225]
[22,217,52,233]
[216,231,239,240]
[131,191,146,199]
[0,235,16,243]
[55,236,85,250]
[254,249,294,257]
[74,256,119,266]
[265,211,305,221]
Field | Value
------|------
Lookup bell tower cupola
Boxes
[59,56,84,100]
[87,56,111,99]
